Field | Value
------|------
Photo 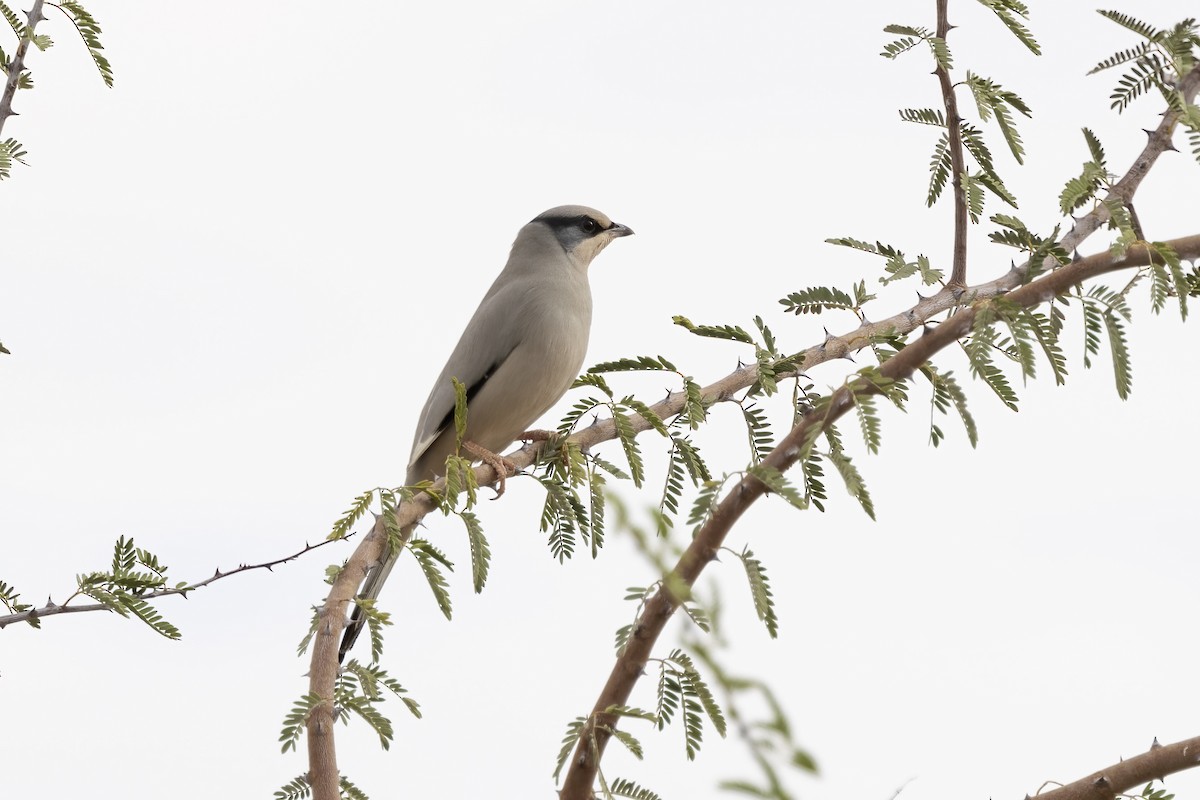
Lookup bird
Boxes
[339,205,634,662]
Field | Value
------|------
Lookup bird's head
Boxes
[531,205,635,267]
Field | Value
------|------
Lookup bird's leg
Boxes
[463,441,520,497]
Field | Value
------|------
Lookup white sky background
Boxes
[3,1,1199,799]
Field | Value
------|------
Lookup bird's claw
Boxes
[463,440,519,498]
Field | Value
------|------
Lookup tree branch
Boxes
[0,535,349,629]
[557,230,1200,798]
[1031,736,1200,800]
[936,0,970,288]
[307,63,1200,800]
[556,61,1200,796]
[0,0,46,134]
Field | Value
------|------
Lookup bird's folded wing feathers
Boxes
[407,287,526,472]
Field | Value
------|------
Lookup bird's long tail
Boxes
[338,522,416,663]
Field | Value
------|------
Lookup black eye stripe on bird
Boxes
[339,205,634,663]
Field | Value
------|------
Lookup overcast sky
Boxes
[3,2,1199,800]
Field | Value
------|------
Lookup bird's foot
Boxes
[463,440,519,498]
[518,429,556,443]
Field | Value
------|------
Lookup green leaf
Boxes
[927,132,952,206]
[1096,10,1161,41]
[1087,41,1154,75]
[851,390,882,454]
[606,726,645,760]
[686,477,720,528]
[1102,309,1133,399]
[279,693,323,753]
[58,1,114,87]
[589,355,678,373]
[778,285,856,315]
[273,775,311,800]
[330,489,376,541]
[1024,308,1068,386]
[672,315,754,343]
[965,313,1020,410]
[928,36,953,70]
[623,397,670,437]
[682,377,708,429]
[748,463,808,511]
[978,0,1041,54]
[408,538,453,620]
[0,1,25,37]
[540,476,581,562]
[898,107,947,126]
[824,445,876,520]
[1150,241,1188,321]
[613,411,645,487]
[881,36,922,60]
[461,511,490,593]
[1082,298,1104,368]
[741,404,776,464]
[737,547,779,638]
[552,714,585,777]
[609,778,664,800]
[451,376,469,450]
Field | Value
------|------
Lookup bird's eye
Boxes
[580,217,599,234]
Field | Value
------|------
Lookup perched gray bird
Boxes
[339,205,633,661]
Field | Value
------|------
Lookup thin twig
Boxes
[0,535,350,629]
[936,0,970,288]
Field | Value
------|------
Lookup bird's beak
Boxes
[608,222,635,238]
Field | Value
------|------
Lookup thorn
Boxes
[1151,737,1162,749]
[905,310,918,325]
[1143,129,1155,139]
[1163,141,1179,153]
[915,290,929,301]
[1072,249,1082,262]
[1092,777,1110,790]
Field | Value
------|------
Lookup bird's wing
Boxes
[407,283,525,472]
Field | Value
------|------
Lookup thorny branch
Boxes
[936,0,970,288]
[555,66,1200,799]
[306,64,1200,800]
[0,0,46,135]
[1032,736,1200,800]
[0,536,347,629]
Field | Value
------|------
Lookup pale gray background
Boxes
[3,2,1198,799]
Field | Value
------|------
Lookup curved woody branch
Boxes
[0,0,46,134]
[305,65,1200,800]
